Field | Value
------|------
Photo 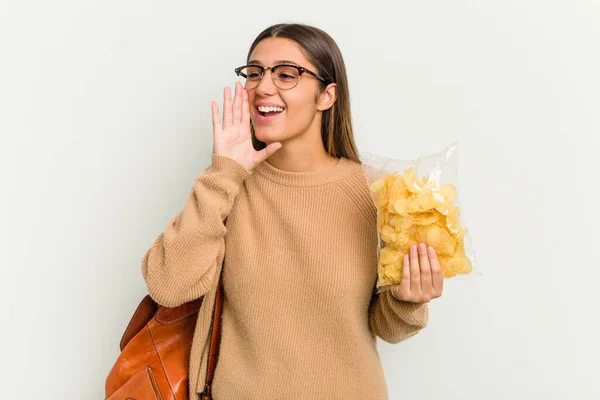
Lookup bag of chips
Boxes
[361,142,479,295]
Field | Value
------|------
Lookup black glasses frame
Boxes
[234,64,332,89]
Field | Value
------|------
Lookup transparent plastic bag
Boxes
[361,141,479,295]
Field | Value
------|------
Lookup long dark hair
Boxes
[247,23,360,163]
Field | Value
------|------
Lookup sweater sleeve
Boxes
[368,288,429,344]
[141,153,252,307]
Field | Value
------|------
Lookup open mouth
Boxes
[257,106,285,117]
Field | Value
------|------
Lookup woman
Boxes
[142,23,443,399]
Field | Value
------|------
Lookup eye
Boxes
[274,66,299,81]
[244,66,263,80]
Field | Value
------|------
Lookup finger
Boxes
[211,101,221,132]
[241,88,250,128]
[253,142,282,166]
[428,246,443,297]
[222,86,233,129]
[409,244,421,295]
[232,82,241,125]
[418,243,432,295]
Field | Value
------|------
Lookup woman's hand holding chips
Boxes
[391,243,443,303]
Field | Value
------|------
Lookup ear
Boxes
[316,83,337,111]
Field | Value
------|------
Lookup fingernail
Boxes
[419,243,426,252]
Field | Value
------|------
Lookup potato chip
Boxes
[413,188,437,212]
[389,214,413,231]
[380,224,397,244]
[380,246,401,265]
[422,175,432,187]
[403,168,422,193]
[383,263,402,282]
[369,178,385,193]
[414,225,429,244]
[440,252,472,278]
[394,231,413,249]
[437,184,456,203]
[446,206,461,234]
[426,224,456,256]
[384,172,398,191]
[390,176,408,199]
[376,191,388,209]
[410,211,440,226]
[393,197,409,215]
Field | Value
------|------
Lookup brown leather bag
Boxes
[105,277,224,400]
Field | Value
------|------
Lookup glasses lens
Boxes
[272,66,299,89]
[238,66,263,89]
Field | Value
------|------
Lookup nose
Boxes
[255,69,277,96]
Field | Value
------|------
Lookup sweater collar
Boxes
[254,157,354,187]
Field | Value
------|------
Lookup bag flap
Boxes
[119,295,158,351]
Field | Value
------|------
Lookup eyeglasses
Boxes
[234,64,332,90]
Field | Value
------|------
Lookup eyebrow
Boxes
[247,59,299,66]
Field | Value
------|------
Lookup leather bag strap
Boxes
[201,269,224,399]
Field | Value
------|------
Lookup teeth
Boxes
[257,106,284,113]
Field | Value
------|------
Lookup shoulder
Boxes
[334,158,377,228]
[336,158,371,190]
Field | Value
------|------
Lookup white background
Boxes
[1,1,598,399]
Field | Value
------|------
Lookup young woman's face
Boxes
[245,37,327,145]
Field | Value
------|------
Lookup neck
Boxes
[265,131,338,173]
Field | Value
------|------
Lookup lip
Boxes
[255,109,284,124]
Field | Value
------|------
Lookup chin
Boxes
[254,127,286,144]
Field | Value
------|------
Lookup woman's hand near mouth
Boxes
[212,82,282,171]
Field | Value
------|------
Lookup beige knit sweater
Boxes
[141,153,428,399]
